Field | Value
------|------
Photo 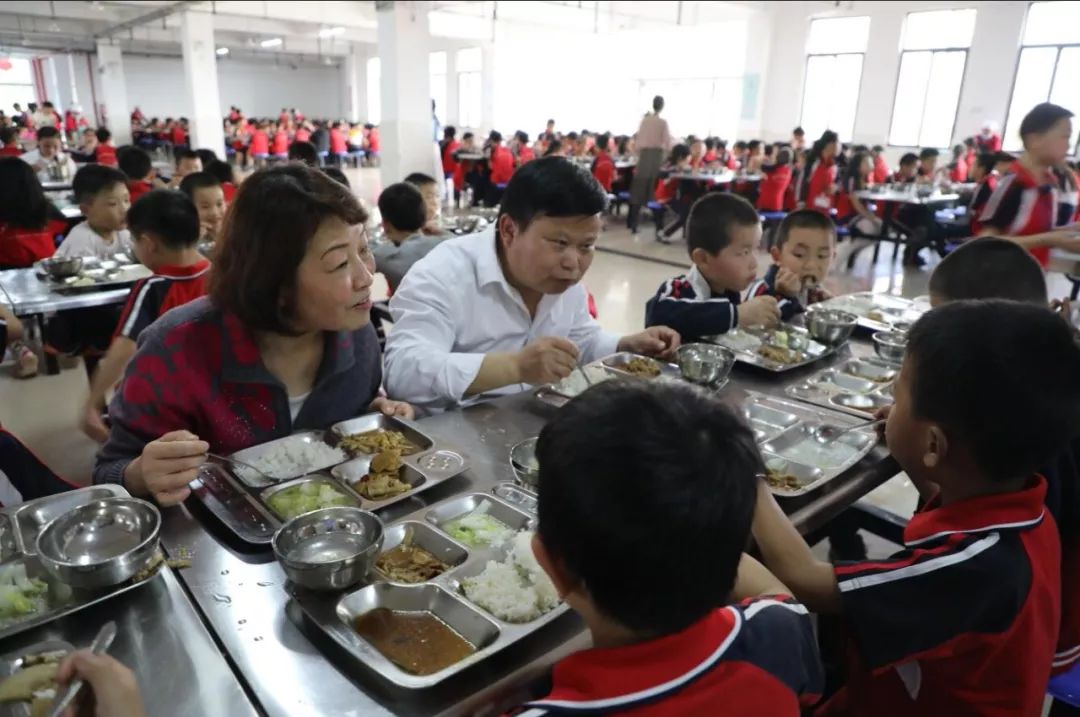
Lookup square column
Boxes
[94,42,131,145]
[180,10,225,155]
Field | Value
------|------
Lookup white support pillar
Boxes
[67,54,79,108]
[480,42,495,134]
[343,45,365,123]
[94,42,131,146]
[179,10,224,154]
[44,57,61,109]
[377,1,434,184]
[444,49,458,131]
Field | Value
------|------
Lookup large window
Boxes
[0,58,35,115]
[1003,2,1080,152]
[456,47,482,128]
[888,9,975,148]
[366,57,381,126]
[799,17,869,143]
[429,51,447,125]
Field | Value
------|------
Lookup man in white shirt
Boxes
[384,157,680,413]
[21,126,77,184]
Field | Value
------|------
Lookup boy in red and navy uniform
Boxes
[966,153,1000,235]
[81,189,211,444]
[591,132,615,192]
[117,146,157,205]
[746,209,835,321]
[507,380,822,717]
[754,299,1080,717]
[978,103,1080,268]
[93,128,118,168]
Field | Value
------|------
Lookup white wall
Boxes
[760,0,1028,160]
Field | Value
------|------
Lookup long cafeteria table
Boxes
[155,331,898,717]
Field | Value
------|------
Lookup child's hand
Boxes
[56,649,148,717]
[738,296,781,328]
[370,397,415,420]
[872,405,892,441]
[774,268,801,298]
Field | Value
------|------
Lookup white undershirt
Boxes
[288,392,310,422]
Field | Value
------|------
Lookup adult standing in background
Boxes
[976,121,1002,154]
[627,96,672,235]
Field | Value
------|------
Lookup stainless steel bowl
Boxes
[41,256,84,279]
[36,497,160,589]
[509,437,539,490]
[273,507,384,591]
[872,331,908,364]
[677,343,735,387]
[805,309,858,346]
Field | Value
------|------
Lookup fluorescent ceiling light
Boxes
[260,37,283,48]
[318,26,346,38]
[216,47,229,56]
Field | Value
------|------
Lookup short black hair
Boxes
[974,152,997,175]
[0,127,17,145]
[175,148,199,166]
[178,171,223,201]
[499,157,607,232]
[514,130,529,144]
[872,144,884,153]
[127,189,200,250]
[322,166,350,188]
[899,152,919,167]
[488,130,503,143]
[704,137,715,150]
[117,146,152,181]
[404,172,436,187]
[595,132,611,151]
[288,140,319,167]
[206,160,234,185]
[566,131,579,142]
[73,164,127,203]
[775,208,836,249]
[928,237,1046,304]
[196,149,219,167]
[0,157,54,229]
[995,151,1015,165]
[537,381,760,635]
[443,126,456,139]
[919,147,940,160]
[747,139,761,152]
[669,144,691,163]
[964,136,975,148]
[774,146,793,166]
[463,131,474,141]
[1020,102,1074,138]
[652,95,664,112]
[906,300,1080,484]
[793,126,805,137]
[377,182,426,233]
[542,139,563,157]
[734,140,748,151]
[36,126,59,140]
[686,192,760,255]
[95,127,111,143]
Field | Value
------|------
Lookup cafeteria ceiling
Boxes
[0,1,772,61]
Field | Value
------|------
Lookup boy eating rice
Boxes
[747,208,836,319]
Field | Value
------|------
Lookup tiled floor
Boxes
[3,168,1073,543]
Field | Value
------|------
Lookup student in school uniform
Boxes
[169,119,187,149]
[755,299,1080,717]
[329,122,348,160]
[294,123,311,144]
[117,147,158,205]
[205,161,238,204]
[93,128,118,168]
[590,132,616,192]
[81,190,211,443]
[796,131,839,214]
[688,137,707,171]
[871,145,890,184]
[512,130,535,166]
[947,144,968,183]
[440,126,461,196]
[372,182,441,294]
[20,126,77,183]
[967,153,1004,235]
[179,172,227,249]
[0,127,21,157]
[976,121,1003,154]
[347,123,365,152]
[715,139,732,169]
[0,158,66,270]
[835,149,882,237]
[169,149,202,189]
[979,102,1080,268]
[757,146,793,212]
[249,122,270,166]
[892,153,919,183]
[963,137,977,178]
[485,130,514,207]
[271,126,289,156]
[702,137,718,165]
[364,123,380,154]
[791,126,806,151]
[745,140,765,174]
[731,140,748,171]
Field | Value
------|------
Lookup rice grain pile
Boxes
[462,531,560,623]
[236,438,346,481]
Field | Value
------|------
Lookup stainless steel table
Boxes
[0,268,133,316]
[158,334,899,717]
[3,567,259,717]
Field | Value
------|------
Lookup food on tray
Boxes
[266,481,354,520]
[844,365,892,383]
[622,357,661,378]
[758,344,801,364]
[551,365,614,397]
[354,450,412,500]
[764,469,802,491]
[717,329,762,352]
[462,531,560,623]
[0,563,48,623]
[867,310,886,323]
[353,608,476,675]
[376,537,451,583]
[779,437,860,469]
[340,429,420,457]
[234,438,346,482]
[0,652,63,714]
[442,501,514,547]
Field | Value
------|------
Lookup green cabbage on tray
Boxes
[0,562,48,622]
[267,482,353,521]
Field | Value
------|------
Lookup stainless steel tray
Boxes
[543,364,619,400]
[599,352,681,381]
[287,491,569,689]
[0,486,163,642]
[229,431,347,488]
[491,482,537,515]
[534,353,706,408]
[36,257,152,295]
[190,415,470,546]
[743,392,880,497]
[814,291,925,332]
[705,326,834,372]
[0,638,75,717]
[785,358,896,418]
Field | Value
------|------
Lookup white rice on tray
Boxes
[462,531,560,623]
[236,438,346,481]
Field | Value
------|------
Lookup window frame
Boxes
[1001,41,1080,154]
[798,50,866,143]
[886,46,971,149]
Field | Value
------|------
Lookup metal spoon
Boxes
[206,452,275,482]
[46,621,117,717]
[811,417,886,445]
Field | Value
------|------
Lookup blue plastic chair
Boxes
[1049,662,1080,708]
[616,191,631,202]
[348,149,366,167]
[317,150,329,166]
[495,182,508,190]
[271,152,288,163]
[759,211,787,222]
[646,200,664,212]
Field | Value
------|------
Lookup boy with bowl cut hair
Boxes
[512,380,823,715]
[746,208,836,320]
[754,300,1080,717]
[646,193,782,341]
